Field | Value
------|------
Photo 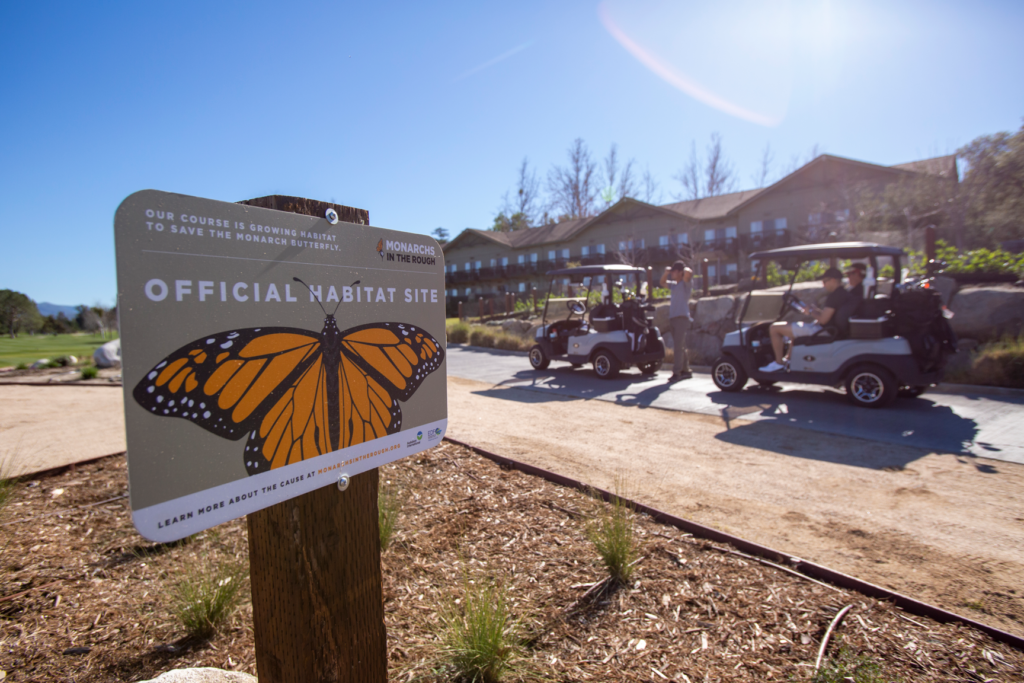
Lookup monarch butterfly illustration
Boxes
[376,239,384,260]
[132,278,444,475]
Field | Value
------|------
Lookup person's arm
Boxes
[660,268,672,288]
[816,307,835,325]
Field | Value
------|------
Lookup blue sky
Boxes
[2,0,1022,306]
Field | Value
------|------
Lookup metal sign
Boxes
[114,190,447,541]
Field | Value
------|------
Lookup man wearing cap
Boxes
[660,261,693,380]
[759,267,849,373]
[846,262,867,300]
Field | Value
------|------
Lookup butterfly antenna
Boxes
[333,280,360,315]
[292,277,328,316]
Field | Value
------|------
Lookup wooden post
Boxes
[478,297,484,323]
[488,299,494,317]
[531,287,538,314]
[238,195,386,683]
[458,301,463,320]
[646,267,654,297]
[701,259,710,297]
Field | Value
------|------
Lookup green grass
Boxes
[584,478,640,584]
[378,481,402,551]
[946,334,1024,389]
[812,646,891,683]
[80,366,99,380]
[0,332,117,368]
[171,563,247,640]
[439,575,520,683]
[445,320,531,352]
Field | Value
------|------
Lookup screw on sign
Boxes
[114,192,448,682]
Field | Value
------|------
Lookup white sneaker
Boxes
[759,361,785,373]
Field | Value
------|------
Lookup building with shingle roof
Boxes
[442,153,957,303]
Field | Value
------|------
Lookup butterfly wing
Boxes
[132,327,322,441]
[242,322,445,474]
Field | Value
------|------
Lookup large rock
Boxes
[93,338,121,368]
[139,668,256,683]
[500,318,533,337]
[948,285,1024,341]
[685,331,723,365]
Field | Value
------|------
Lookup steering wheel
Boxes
[783,293,810,315]
[566,299,586,321]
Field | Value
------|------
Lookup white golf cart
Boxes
[711,242,957,408]
[528,264,666,379]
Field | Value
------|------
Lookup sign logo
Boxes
[427,427,442,440]
[416,431,423,441]
[376,239,384,260]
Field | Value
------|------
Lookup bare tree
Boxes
[601,144,639,207]
[547,138,599,219]
[674,133,737,201]
[752,143,774,187]
[493,158,541,232]
[641,165,661,204]
[783,143,824,176]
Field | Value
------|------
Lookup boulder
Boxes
[948,285,1024,341]
[93,338,121,368]
[139,668,256,683]
[685,331,723,365]
[500,319,533,337]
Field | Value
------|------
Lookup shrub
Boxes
[14,362,28,371]
[909,240,1024,278]
[949,334,1024,388]
[469,329,495,348]
[80,366,99,380]
[584,478,639,584]
[378,481,401,551]
[439,575,520,683]
[172,563,247,640]
[447,320,471,344]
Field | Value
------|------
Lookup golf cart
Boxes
[528,264,666,379]
[711,242,957,408]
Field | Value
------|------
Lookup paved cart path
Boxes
[446,345,1024,465]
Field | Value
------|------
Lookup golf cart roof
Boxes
[545,264,647,277]
[750,241,905,261]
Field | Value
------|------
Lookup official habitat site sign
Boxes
[115,190,447,542]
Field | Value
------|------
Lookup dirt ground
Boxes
[446,376,1024,639]
[1,445,1021,682]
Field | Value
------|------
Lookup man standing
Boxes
[660,260,693,381]
[759,267,849,373]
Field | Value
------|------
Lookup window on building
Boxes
[530,253,538,263]
[677,233,689,244]
[659,235,670,247]
[581,245,590,256]
[465,262,471,271]
[726,263,738,275]
[808,212,822,225]
[451,263,457,272]
[561,248,569,259]
[775,217,788,233]
[725,226,737,239]
[708,265,717,278]
[490,258,496,268]
[704,229,716,242]
[465,287,471,296]
[750,220,763,234]
[518,254,525,265]
[474,260,481,270]
[835,209,850,222]
[501,256,508,267]
[518,282,526,293]
[619,240,628,251]
[548,250,556,261]
[595,244,605,254]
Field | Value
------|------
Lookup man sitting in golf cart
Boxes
[759,267,849,373]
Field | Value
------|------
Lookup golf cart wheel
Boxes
[593,350,620,379]
[712,356,747,392]
[845,365,897,408]
[898,385,927,398]
[638,361,660,375]
[528,345,550,370]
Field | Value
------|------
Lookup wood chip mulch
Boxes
[0,442,1021,682]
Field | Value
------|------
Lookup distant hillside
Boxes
[36,302,81,318]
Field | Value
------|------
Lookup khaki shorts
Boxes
[790,321,822,338]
